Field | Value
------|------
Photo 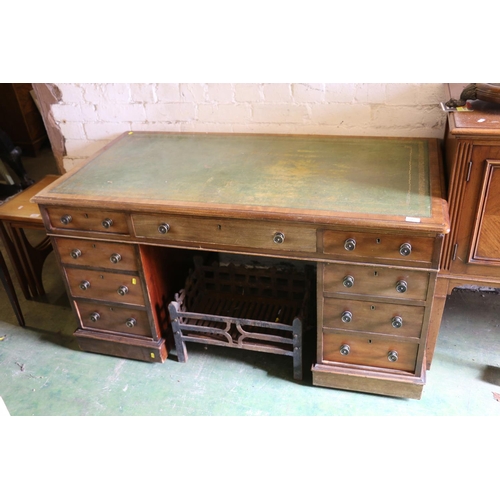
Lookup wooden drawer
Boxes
[75,301,153,338]
[323,297,425,337]
[323,230,435,265]
[47,207,129,234]
[64,268,146,306]
[54,238,138,271]
[323,263,430,301]
[132,213,317,253]
[322,332,418,372]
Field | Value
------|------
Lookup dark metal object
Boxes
[341,310,353,323]
[445,83,500,108]
[126,318,137,328]
[102,218,113,229]
[391,316,403,328]
[387,350,399,362]
[168,262,311,381]
[89,312,100,322]
[0,129,35,189]
[117,285,128,296]
[399,243,412,256]
[79,280,90,291]
[395,280,408,293]
[273,231,285,244]
[342,275,354,288]
[339,344,350,356]
[344,238,356,251]
[70,249,81,259]
[158,223,170,234]
[60,214,72,225]
[110,253,121,264]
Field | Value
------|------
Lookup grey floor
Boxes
[1,144,500,417]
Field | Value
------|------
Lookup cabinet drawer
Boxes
[323,263,430,301]
[55,238,138,271]
[322,332,418,372]
[132,214,317,253]
[64,268,145,306]
[323,297,424,337]
[323,230,435,265]
[47,207,129,234]
[75,301,152,338]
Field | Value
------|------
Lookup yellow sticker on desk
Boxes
[131,278,137,285]
[150,353,155,359]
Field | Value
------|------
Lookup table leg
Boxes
[12,226,52,297]
[0,250,25,326]
[0,222,32,300]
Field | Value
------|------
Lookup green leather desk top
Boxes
[35,132,448,232]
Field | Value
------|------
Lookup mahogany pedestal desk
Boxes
[33,133,449,399]
[0,175,58,300]
[426,85,500,368]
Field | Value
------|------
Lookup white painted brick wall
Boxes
[49,83,448,172]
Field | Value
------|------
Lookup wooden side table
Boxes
[0,175,59,299]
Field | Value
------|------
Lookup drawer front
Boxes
[323,230,435,264]
[323,297,425,337]
[47,207,129,234]
[75,301,152,337]
[322,333,418,372]
[65,268,146,306]
[132,214,317,253]
[55,238,138,271]
[323,263,430,301]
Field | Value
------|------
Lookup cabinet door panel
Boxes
[470,161,500,263]
[451,145,500,277]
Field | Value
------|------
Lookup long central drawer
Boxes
[132,214,317,253]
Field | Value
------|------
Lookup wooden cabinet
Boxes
[34,132,449,399]
[0,84,47,156]
[427,84,500,366]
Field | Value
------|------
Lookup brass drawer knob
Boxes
[117,285,129,296]
[395,280,408,293]
[339,344,350,356]
[273,232,285,244]
[342,275,355,288]
[89,312,100,322]
[399,243,412,256]
[125,318,137,328]
[344,238,356,251]
[387,350,399,362]
[110,253,122,264]
[60,214,72,225]
[70,249,82,259]
[79,280,91,291]
[102,218,113,229]
[391,316,403,328]
[341,310,353,323]
[158,223,170,234]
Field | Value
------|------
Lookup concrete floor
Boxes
[1,144,500,416]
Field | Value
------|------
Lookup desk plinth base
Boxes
[311,362,426,400]
[74,329,167,363]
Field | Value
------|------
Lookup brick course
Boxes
[51,83,447,172]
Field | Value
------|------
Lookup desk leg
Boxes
[426,277,449,369]
[0,222,32,300]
